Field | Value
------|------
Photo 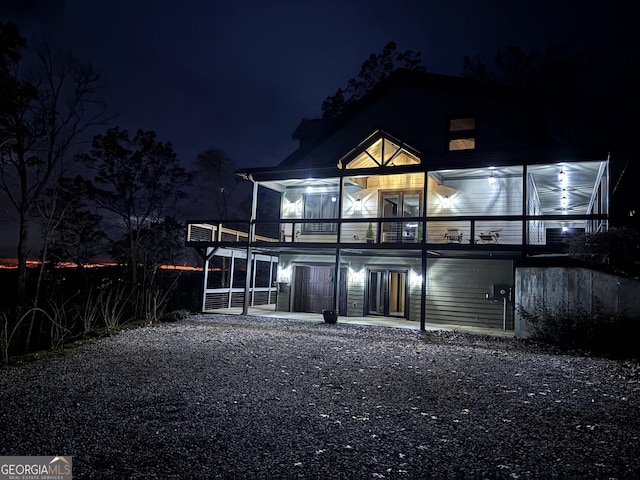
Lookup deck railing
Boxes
[186,215,608,248]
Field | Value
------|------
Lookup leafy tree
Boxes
[110,216,184,268]
[567,228,640,276]
[0,22,108,306]
[321,41,426,118]
[79,127,191,287]
[461,45,593,145]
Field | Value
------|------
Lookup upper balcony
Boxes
[187,156,609,255]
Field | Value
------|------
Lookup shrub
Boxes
[159,309,191,323]
[517,301,640,359]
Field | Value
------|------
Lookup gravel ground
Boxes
[1,314,639,479]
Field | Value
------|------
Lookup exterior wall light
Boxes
[488,173,496,186]
[441,195,452,209]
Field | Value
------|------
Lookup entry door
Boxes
[367,269,407,317]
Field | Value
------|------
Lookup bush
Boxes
[159,309,191,323]
[517,301,640,359]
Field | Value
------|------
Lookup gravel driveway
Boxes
[1,314,639,479]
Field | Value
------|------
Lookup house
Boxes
[186,69,609,332]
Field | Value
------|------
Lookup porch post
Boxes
[522,165,528,247]
[333,247,342,312]
[243,175,259,315]
[420,248,427,331]
[332,175,345,314]
[202,257,209,313]
[201,246,215,312]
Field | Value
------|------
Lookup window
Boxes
[448,117,476,151]
[337,132,421,169]
[303,193,338,233]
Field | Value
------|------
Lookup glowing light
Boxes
[558,168,567,183]
[441,195,452,209]
[278,265,291,282]
[348,266,365,284]
[305,186,313,193]
[561,195,569,208]
[410,270,423,286]
[562,226,568,233]
[488,173,496,186]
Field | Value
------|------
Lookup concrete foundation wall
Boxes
[515,267,640,338]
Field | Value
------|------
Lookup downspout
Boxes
[243,174,259,315]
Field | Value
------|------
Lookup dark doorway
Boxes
[367,269,408,317]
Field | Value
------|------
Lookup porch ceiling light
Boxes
[558,168,567,183]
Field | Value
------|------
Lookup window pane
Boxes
[303,193,338,233]
[450,118,475,131]
[449,138,475,151]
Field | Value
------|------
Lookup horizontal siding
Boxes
[347,281,365,317]
[277,288,290,312]
[426,258,513,329]
[409,284,421,322]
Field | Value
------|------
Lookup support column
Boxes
[420,249,427,331]
[201,246,215,312]
[333,248,341,312]
[243,176,259,314]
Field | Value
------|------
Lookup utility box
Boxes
[492,284,511,300]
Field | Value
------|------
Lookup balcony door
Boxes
[367,269,408,318]
[380,191,421,242]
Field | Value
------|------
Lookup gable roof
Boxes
[238,69,549,180]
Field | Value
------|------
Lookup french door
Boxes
[380,191,421,242]
[367,269,408,318]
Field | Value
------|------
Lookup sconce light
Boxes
[441,195,452,209]
[305,186,313,193]
[331,195,337,202]
[354,198,362,212]
[488,173,496,186]
[560,195,569,208]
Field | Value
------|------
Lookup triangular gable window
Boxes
[338,133,420,169]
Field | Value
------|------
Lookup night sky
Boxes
[0,0,635,256]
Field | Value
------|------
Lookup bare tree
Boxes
[0,22,109,307]
[191,148,250,220]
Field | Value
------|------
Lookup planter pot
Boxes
[366,239,374,243]
[322,309,338,324]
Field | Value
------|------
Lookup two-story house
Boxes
[186,69,609,332]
